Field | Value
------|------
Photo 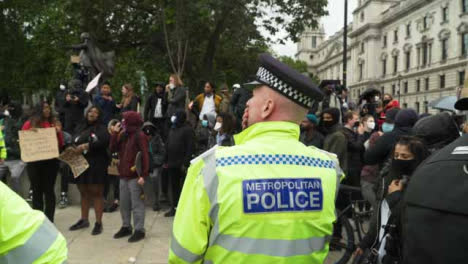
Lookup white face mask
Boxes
[169,83,176,89]
[60,84,66,91]
[374,96,380,102]
[367,121,376,130]
[214,122,222,131]
[171,115,177,123]
[3,110,10,116]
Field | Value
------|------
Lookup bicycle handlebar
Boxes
[339,184,361,193]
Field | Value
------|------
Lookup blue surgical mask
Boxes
[201,120,208,127]
[382,123,394,133]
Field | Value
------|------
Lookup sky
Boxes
[269,0,358,58]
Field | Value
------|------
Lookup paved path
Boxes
[56,205,347,264]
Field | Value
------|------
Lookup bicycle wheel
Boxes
[329,211,355,264]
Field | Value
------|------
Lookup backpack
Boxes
[134,130,154,173]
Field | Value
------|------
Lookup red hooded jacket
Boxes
[110,111,149,179]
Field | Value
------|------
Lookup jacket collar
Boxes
[234,121,300,145]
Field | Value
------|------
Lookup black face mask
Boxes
[353,121,360,128]
[383,99,391,105]
[391,159,416,177]
[322,120,335,128]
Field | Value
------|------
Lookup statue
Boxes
[137,70,148,95]
[70,32,115,88]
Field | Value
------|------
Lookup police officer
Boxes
[169,53,344,263]
[0,181,68,263]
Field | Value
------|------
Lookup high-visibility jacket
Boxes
[169,121,344,264]
[0,181,67,264]
[0,129,6,160]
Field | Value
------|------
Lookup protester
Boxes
[164,110,194,217]
[230,83,252,130]
[191,81,222,120]
[69,106,110,235]
[362,114,376,142]
[117,84,139,113]
[144,82,168,132]
[142,122,166,211]
[93,83,117,125]
[194,113,216,155]
[104,119,120,213]
[166,74,187,118]
[0,101,26,194]
[213,112,236,147]
[63,88,89,133]
[300,113,324,148]
[110,111,149,243]
[22,101,64,222]
[355,136,429,263]
[58,123,72,209]
[320,107,347,170]
[383,94,400,113]
[364,108,417,165]
[342,111,365,187]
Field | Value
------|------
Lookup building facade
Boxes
[297,0,468,113]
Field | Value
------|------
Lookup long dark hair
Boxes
[75,105,102,133]
[218,112,235,135]
[394,136,430,165]
[29,101,56,128]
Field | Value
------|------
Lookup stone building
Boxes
[296,0,468,113]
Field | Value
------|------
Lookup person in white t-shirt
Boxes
[189,81,222,120]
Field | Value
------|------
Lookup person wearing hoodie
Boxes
[342,111,366,188]
[364,108,417,166]
[142,122,166,211]
[109,111,149,243]
[320,107,348,171]
[164,110,195,217]
[300,113,324,148]
[144,82,168,133]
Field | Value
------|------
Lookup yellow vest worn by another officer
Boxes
[169,121,344,264]
[0,182,68,264]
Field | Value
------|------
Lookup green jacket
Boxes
[169,121,344,264]
[0,181,68,263]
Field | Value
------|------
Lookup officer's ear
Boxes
[261,99,274,120]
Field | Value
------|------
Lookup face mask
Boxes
[392,159,416,176]
[201,120,208,127]
[3,110,10,117]
[374,96,380,102]
[353,121,360,128]
[322,120,335,128]
[171,115,177,124]
[214,122,222,131]
[169,83,176,89]
[60,84,66,91]
[382,123,394,133]
[383,99,391,105]
[367,121,376,130]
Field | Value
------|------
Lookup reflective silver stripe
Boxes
[170,233,203,262]
[214,233,329,257]
[0,218,58,264]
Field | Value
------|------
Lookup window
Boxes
[383,35,387,47]
[415,102,420,113]
[393,55,398,73]
[423,16,428,29]
[394,29,398,43]
[382,58,387,76]
[441,38,448,61]
[425,77,430,90]
[463,0,468,13]
[392,84,396,95]
[424,101,429,113]
[403,103,408,109]
[416,79,421,92]
[462,33,468,56]
[361,42,365,53]
[460,71,466,86]
[422,43,428,65]
[312,36,317,48]
[405,51,411,70]
[361,12,365,22]
[359,63,364,81]
[406,24,411,37]
[416,47,421,66]
[442,7,448,22]
[381,86,385,95]
[404,81,408,93]
[440,74,446,88]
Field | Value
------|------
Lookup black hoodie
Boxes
[166,110,195,168]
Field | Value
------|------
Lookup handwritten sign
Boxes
[19,128,59,162]
[58,147,89,178]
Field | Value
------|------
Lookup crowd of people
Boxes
[0,74,251,243]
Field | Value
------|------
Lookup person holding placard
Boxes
[22,101,64,222]
[69,106,110,235]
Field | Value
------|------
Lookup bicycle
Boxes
[329,184,374,264]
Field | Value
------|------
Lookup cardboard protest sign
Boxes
[108,158,120,176]
[19,128,59,162]
[58,147,89,178]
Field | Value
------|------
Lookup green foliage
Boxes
[279,56,308,74]
[0,0,327,101]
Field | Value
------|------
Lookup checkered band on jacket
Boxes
[256,67,314,108]
[216,154,336,168]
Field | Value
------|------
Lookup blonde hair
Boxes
[121,83,135,108]
[170,74,184,87]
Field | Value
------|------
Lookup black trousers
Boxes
[59,162,70,193]
[104,174,120,201]
[168,167,185,209]
[27,159,59,222]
